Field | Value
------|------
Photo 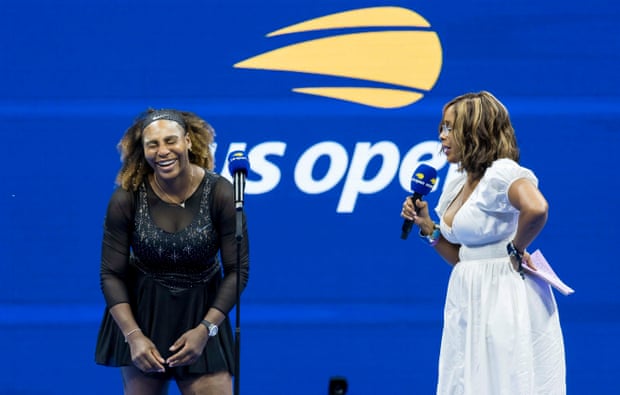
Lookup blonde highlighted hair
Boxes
[442,91,519,180]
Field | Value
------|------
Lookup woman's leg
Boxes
[176,371,232,395]
[121,366,170,395]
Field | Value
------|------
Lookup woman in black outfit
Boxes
[95,109,249,395]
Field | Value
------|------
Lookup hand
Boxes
[521,251,537,272]
[166,326,209,368]
[401,197,433,235]
[127,332,166,373]
[510,251,537,273]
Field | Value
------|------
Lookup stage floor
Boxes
[0,302,616,394]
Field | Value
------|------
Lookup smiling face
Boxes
[439,104,459,164]
[142,120,191,180]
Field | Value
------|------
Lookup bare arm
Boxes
[506,178,548,271]
[508,178,549,252]
[402,197,460,266]
[432,234,461,266]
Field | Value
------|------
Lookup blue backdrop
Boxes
[1,1,618,394]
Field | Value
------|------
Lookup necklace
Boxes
[153,164,194,208]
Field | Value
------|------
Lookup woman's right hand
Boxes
[127,333,166,373]
[401,197,433,235]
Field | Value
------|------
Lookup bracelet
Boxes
[419,223,441,246]
[124,328,142,343]
[506,240,525,280]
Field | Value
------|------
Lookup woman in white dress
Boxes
[401,91,566,394]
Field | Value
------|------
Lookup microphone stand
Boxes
[228,154,248,395]
[234,201,244,395]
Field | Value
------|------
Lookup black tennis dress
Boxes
[95,170,249,379]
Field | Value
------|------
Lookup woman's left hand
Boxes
[510,251,537,273]
[166,326,209,367]
[522,251,537,271]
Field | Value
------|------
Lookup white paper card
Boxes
[525,249,574,296]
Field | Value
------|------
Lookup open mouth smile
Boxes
[156,159,177,168]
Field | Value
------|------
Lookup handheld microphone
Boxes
[401,163,437,240]
[227,150,250,211]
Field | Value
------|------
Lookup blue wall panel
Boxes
[1,1,618,393]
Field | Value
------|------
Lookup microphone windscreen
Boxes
[228,150,250,174]
[409,164,438,196]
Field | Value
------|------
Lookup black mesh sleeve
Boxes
[210,176,250,314]
[99,188,135,307]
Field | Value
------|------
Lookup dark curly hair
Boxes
[115,108,215,191]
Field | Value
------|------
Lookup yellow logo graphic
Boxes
[234,6,443,109]
[415,172,437,186]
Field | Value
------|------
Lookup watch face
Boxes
[209,325,218,336]
[202,320,218,336]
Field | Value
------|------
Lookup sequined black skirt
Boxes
[94,267,235,379]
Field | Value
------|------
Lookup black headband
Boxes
[141,109,186,131]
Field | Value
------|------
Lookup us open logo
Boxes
[234,6,443,109]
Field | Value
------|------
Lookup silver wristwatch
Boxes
[201,320,219,337]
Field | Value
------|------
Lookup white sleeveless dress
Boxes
[435,158,566,395]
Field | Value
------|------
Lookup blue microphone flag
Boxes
[228,150,250,175]
[409,163,437,196]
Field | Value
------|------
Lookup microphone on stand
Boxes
[227,150,250,395]
[228,150,250,212]
[401,163,438,240]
